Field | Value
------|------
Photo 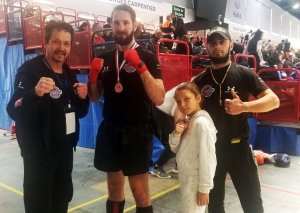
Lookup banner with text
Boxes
[229,0,245,25]
[229,23,248,35]
[96,0,163,15]
[172,5,185,18]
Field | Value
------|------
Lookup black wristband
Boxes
[137,61,145,68]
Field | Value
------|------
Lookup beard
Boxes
[209,47,230,64]
[114,30,134,45]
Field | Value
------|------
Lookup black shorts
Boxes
[94,119,153,176]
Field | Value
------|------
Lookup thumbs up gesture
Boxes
[224,89,246,115]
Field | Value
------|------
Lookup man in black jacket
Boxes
[277,40,285,52]
[175,34,193,55]
[6,21,90,213]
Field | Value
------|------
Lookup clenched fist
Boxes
[35,77,55,97]
[73,83,88,99]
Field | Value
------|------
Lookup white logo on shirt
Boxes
[18,81,24,89]
[102,66,110,72]
[225,86,238,93]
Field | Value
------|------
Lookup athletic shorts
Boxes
[94,119,153,176]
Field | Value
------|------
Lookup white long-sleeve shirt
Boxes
[169,110,217,194]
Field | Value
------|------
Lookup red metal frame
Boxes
[67,19,91,70]
[77,11,95,24]
[23,5,43,50]
[56,7,76,22]
[233,53,257,72]
[143,23,155,33]
[96,14,108,24]
[31,2,54,14]
[0,2,5,34]
[189,55,209,78]
[5,0,29,45]
[42,11,64,25]
[256,68,300,122]
[157,38,190,91]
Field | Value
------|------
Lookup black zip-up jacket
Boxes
[6,55,90,162]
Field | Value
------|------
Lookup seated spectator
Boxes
[147,31,172,54]
[91,23,105,44]
[277,62,284,69]
[24,5,37,18]
[231,42,244,55]
[266,52,280,68]
[294,61,300,69]
[45,8,59,24]
[283,55,296,68]
[238,57,249,68]
[104,17,112,26]
[135,22,151,39]
[295,49,300,58]
[189,36,195,49]
[263,40,273,52]
[175,35,193,55]
[194,35,203,47]
[79,22,88,32]
[102,23,114,42]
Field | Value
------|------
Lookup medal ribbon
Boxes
[115,42,139,83]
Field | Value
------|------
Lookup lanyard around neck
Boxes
[44,57,70,106]
[115,42,139,83]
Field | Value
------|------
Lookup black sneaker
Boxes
[151,166,171,179]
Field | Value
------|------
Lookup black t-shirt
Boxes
[193,63,268,144]
[41,62,75,151]
[97,46,162,122]
[283,42,291,52]
[277,43,284,52]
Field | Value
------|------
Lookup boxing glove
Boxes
[89,58,104,84]
[124,49,147,75]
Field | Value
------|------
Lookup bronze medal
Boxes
[115,82,123,93]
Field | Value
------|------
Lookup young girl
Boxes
[169,82,217,213]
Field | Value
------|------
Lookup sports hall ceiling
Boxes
[269,0,300,20]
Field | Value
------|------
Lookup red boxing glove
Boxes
[124,49,148,75]
[89,58,104,84]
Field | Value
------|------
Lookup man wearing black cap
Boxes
[175,26,279,213]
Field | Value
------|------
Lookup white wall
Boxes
[225,0,300,49]
[24,0,194,29]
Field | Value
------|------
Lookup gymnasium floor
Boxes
[0,129,300,213]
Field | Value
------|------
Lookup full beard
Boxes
[114,30,134,45]
[209,47,230,65]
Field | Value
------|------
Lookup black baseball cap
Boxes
[207,27,231,43]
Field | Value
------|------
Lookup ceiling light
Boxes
[293,4,299,9]
[33,0,53,5]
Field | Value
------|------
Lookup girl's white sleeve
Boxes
[169,132,181,153]
[256,40,265,63]
[243,40,249,54]
[196,128,217,194]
